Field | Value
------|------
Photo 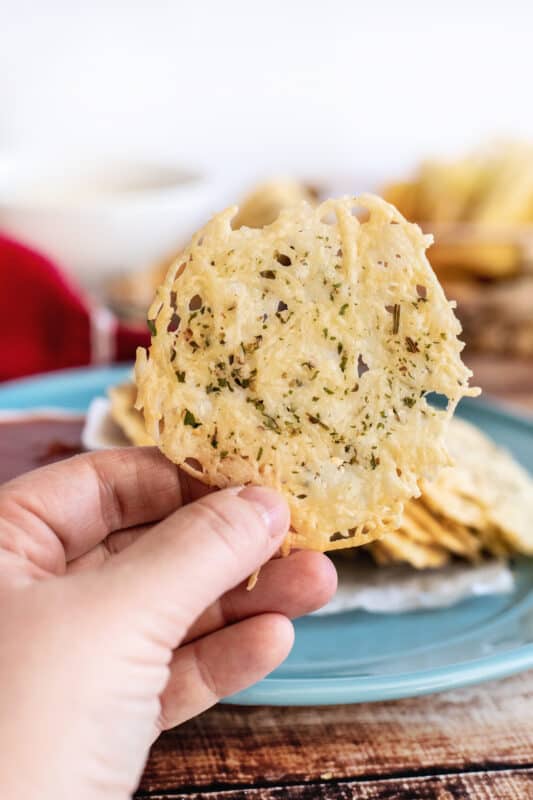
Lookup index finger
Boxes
[0,448,210,566]
[103,485,291,644]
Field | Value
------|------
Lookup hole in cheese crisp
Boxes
[184,457,203,473]
[275,252,292,266]
[425,392,451,410]
[167,313,180,333]
[357,355,370,378]
[189,294,203,311]
[350,205,370,222]
[330,531,350,542]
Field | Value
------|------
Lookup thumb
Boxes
[100,485,290,646]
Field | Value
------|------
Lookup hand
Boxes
[0,448,336,799]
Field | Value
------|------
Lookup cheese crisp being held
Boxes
[135,194,478,552]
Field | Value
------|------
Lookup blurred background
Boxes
[1,0,533,402]
[4,1,533,177]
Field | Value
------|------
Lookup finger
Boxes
[183,550,337,643]
[104,486,290,647]
[0,448,210,571]
[67,471,214,573]
[158,613,294,730]
[66,524,153,574]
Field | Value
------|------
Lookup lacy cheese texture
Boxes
[136,195,478,551]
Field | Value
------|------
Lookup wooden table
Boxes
[136,355,533,799]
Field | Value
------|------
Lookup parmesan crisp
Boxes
[421,417,533,555]
[135,194,478,551]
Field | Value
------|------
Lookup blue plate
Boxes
[2,365,533,706]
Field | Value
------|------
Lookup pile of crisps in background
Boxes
[368,417,533,568]
[383,142,533,357]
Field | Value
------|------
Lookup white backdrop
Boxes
[2,0,533,185]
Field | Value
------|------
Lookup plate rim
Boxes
[225,643,533,706]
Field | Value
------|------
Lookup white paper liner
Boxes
[81,397,130,450]
[315,558,514,615]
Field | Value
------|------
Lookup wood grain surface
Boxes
[133,355,533,798]
[141,769,533,799]
[137,673,533,796]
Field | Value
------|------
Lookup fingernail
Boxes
[238,486,290,538]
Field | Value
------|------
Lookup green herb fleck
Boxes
[262,414,281,432]
[184,409,201,428]
[307,413,330,431]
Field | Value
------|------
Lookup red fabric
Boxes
[115,322,150,363]
[0,233,150,382]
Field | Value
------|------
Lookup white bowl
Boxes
[0,156,222,287]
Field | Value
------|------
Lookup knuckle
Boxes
[87,454,126,532]
[218,593,235,627]
[192,641,220,700]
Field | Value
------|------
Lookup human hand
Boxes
[0,448,336,799]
